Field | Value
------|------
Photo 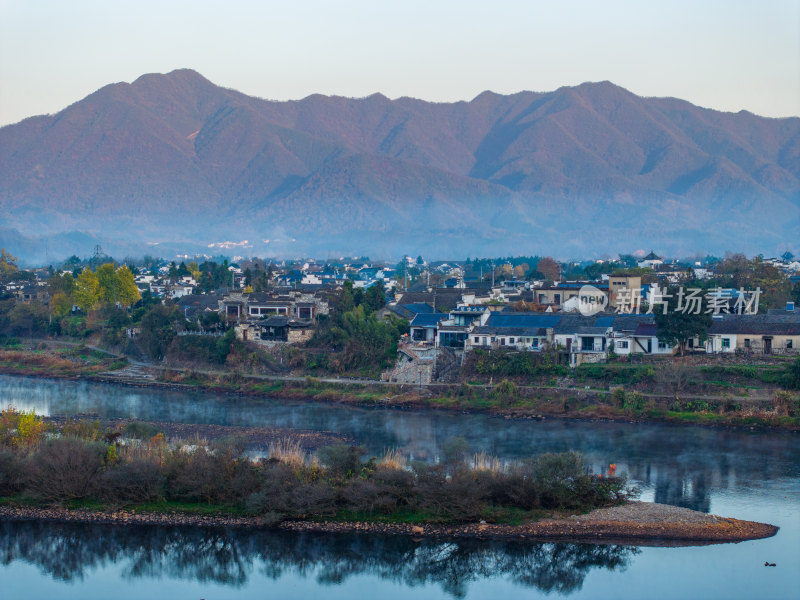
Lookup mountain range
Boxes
[1,69,798,263]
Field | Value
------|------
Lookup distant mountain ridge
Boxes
[1,69,798,262]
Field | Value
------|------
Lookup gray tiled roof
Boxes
[409,313,446,328]
[473,326,548,337]
[708,314,800,335]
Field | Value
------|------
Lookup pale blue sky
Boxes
[1,0,798,127]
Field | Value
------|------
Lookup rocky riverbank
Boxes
[0,502,778,547]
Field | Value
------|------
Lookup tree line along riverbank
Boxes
[1,344,799,430]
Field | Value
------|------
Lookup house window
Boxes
[688,339,694,348]
[788,340,794,349]
[509,337,515,344]
[744,339,751,348]
[500,338,505,345]
[474,337,479,344]
[722,338,730,348]
[618,341,629,349]
[532,338,539,348]
[658,342,668,350]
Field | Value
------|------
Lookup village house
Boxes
[218,290,329,323]
[607,274,642,309]
[703,308,800,355]
[609,314,673,356]
[14,283,49,304]
[638,251,663,269]
[533,282,610,309]
[409,312,446,344]
[468,313,556,351]
[235,316,314,346]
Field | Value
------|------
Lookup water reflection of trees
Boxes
[0,521,639,598]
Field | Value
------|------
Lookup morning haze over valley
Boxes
[2,68,798,263]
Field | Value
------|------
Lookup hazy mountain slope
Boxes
[0,69,797,261]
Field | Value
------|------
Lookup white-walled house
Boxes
[703,313,800,355]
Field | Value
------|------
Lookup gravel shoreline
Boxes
[0,502,778,547]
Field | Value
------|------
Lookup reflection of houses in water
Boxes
[626,462,716,513]
[654,470,711,513]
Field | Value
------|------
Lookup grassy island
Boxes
[0,408,627,526]
[0,409,779,545]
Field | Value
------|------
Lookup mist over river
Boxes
[1,374,798,599]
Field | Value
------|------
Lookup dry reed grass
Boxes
[377,448,407,470]
[471,451,504,473]
[267,438,307,468]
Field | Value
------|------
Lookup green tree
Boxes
[6,302,49,337]
[139,304,180,360]
[363,281,387,314]
[48,272,76,297]
[337,280,356,314]
[655,288,712,355]
[714,254,790,310]
[791,282,800,306]
[50,293,73,319]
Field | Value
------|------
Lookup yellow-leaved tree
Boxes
[188,261,202,281]
[93,263,141,307]
[74,267,100,311]
[115,265,141,307]
[0,248,18,281]
[50,292,73,318]
[0,406,47,448]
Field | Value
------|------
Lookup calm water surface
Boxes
[1,374,798,599]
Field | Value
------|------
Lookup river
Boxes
[0,374,798,599]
